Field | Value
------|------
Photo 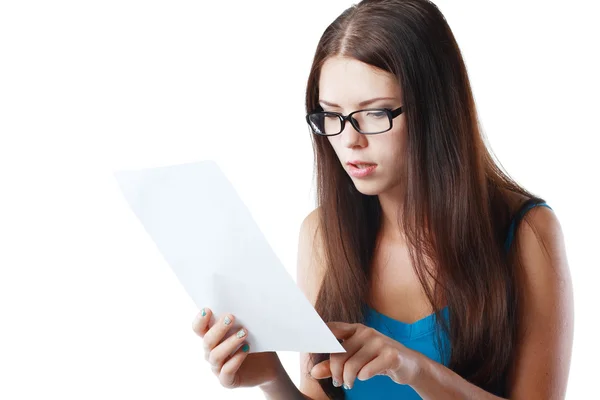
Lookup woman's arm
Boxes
[410,206,574,399]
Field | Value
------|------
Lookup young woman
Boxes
[192,0,574,398]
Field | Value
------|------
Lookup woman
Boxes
[192,0,574,398]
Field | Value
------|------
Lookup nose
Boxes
[340,119,367,149]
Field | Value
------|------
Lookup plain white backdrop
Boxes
[0,0,598,398]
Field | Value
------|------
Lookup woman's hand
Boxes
[192,307,283,389]
[309,322,423,390]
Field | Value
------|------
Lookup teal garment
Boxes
[343,305,451,399]
[343,200,552,399]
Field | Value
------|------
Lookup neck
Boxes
[377,184,406,243]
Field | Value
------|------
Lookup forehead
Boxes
[318,56,402,106]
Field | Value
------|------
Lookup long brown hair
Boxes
[304,0,545,397]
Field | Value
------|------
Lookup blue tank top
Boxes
[343,200,552,399]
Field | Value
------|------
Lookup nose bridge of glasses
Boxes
[339,114,365,142]
[342,113,362,133]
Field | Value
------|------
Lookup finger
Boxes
[310,330,363,380]
[355,354,389,382]
[310,333,365,383]
[192,307,212,337]
[203,313,235,353]
[310,359,331,379]
[326,322,359,341]
[341,342,379,389]
[207,327,248,370]
[329,332,365,388]
[357,348,413,385]
[218,342,251,389]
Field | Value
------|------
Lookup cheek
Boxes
[387,129,407,158]
[379,136,404,157]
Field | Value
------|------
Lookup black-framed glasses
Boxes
[306,106,403,136]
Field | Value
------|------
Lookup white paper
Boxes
[113,159,345,354]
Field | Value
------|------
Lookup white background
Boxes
[1,0,598,398]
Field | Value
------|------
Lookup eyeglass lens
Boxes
[308,109,391,135]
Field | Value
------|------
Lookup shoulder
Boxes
[512,203,572,319]
[300,207,322,241]
[513,204,571,311]
[297,207,326,305]
[515,204,567,270]
[507,204,574,397]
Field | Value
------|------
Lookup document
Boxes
[113,159,345,354]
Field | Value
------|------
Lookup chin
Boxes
[352,181,384,196]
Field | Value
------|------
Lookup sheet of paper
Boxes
[113,159,345,354]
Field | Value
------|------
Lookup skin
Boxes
[193,56,574,399]
[192,310,284,390]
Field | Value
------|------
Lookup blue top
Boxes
[343,200,552,399]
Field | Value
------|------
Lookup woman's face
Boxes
[318,56,407,197]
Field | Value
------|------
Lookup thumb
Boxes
[310,360,332,379]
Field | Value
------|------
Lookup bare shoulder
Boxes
[513,204,571,312]
[297,207,329,400]
[507,204,574,398]
[296,207,327,305]
[517,204,568,270]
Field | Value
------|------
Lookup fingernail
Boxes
[224,316,232,325]
[242,344,249,352]
[342,383,351,390]
[201,308,207,317]
[236,329,246,338]
[332,378,340,387]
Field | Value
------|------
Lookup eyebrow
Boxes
[319,97,398,108]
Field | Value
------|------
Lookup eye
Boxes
[366,110,387,118]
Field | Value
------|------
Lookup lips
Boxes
[347,160,377,167]
[347,163,377,178]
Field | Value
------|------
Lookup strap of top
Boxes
[504,199,553,252]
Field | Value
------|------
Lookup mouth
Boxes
[347,162,377,168]
[347,162,378,177]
